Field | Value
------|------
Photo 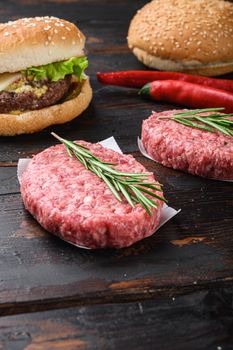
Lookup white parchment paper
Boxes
[17,136,180,249]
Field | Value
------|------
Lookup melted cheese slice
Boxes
[0,72,22,91]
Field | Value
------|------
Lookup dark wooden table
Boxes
[0,1,233,349]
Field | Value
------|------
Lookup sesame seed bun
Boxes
[0,16,85,73]
[128,0,233,76]
[0,78,92,136]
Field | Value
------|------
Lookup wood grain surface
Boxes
[0,0,232,349]
[1,289,233,350]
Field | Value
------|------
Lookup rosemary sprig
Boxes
[159,108,233,137]
[51,133,166,215]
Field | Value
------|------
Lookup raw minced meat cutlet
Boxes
[141,109,233,180]
[20,141,164,249]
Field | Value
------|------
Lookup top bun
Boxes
[0,16,85,73]
[128,0,233,76]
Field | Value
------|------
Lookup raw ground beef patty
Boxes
[141,110,233,180]
[21,141,164,249]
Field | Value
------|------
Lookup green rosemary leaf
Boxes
[90,164,102,178]
[131,187,157,208]
[195,116,233,136]
[213,119,233,125]
[74,151,88,169]
[100,172,122,202]
[118,182,135,208]
[112,178,120,191]
[65,145,73,158]
[119,180,162,191]
[140,202,151,216]
[51,132,165,215]
[173,117,214,133]
[163,108,233,137]
[174,108,225,116]
[135,186,167,202]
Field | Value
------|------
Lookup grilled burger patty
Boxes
[0,75,72,113]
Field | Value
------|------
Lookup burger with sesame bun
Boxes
[128,0,233,76]
[0,16,92,136]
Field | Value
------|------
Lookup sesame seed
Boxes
[129,0,233,59]
[4,32,9,36]
[66,26,71,31]
[61,36,66,40]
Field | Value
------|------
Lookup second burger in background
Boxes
[0,16,92,136]
[127,0,233,76]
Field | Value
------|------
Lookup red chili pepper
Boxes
[97,70,233,93]
[139,80,233,113]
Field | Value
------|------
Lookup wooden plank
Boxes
[0,288,232,350]
[0,94,160,161]
[0,167,19,195]
[0,165,232,315]
[0,0,151,161]
[0,0,231,161]
[0,0,232,322]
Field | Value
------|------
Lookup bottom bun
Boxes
[0,78,92,136]
[133,47,233,77]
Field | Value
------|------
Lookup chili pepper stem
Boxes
[139,80,233,113]
[139,83,150,96]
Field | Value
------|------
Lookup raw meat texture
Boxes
[21,141,164,249]
[141,110,233,180]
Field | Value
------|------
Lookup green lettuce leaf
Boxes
[22,56,88,82]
